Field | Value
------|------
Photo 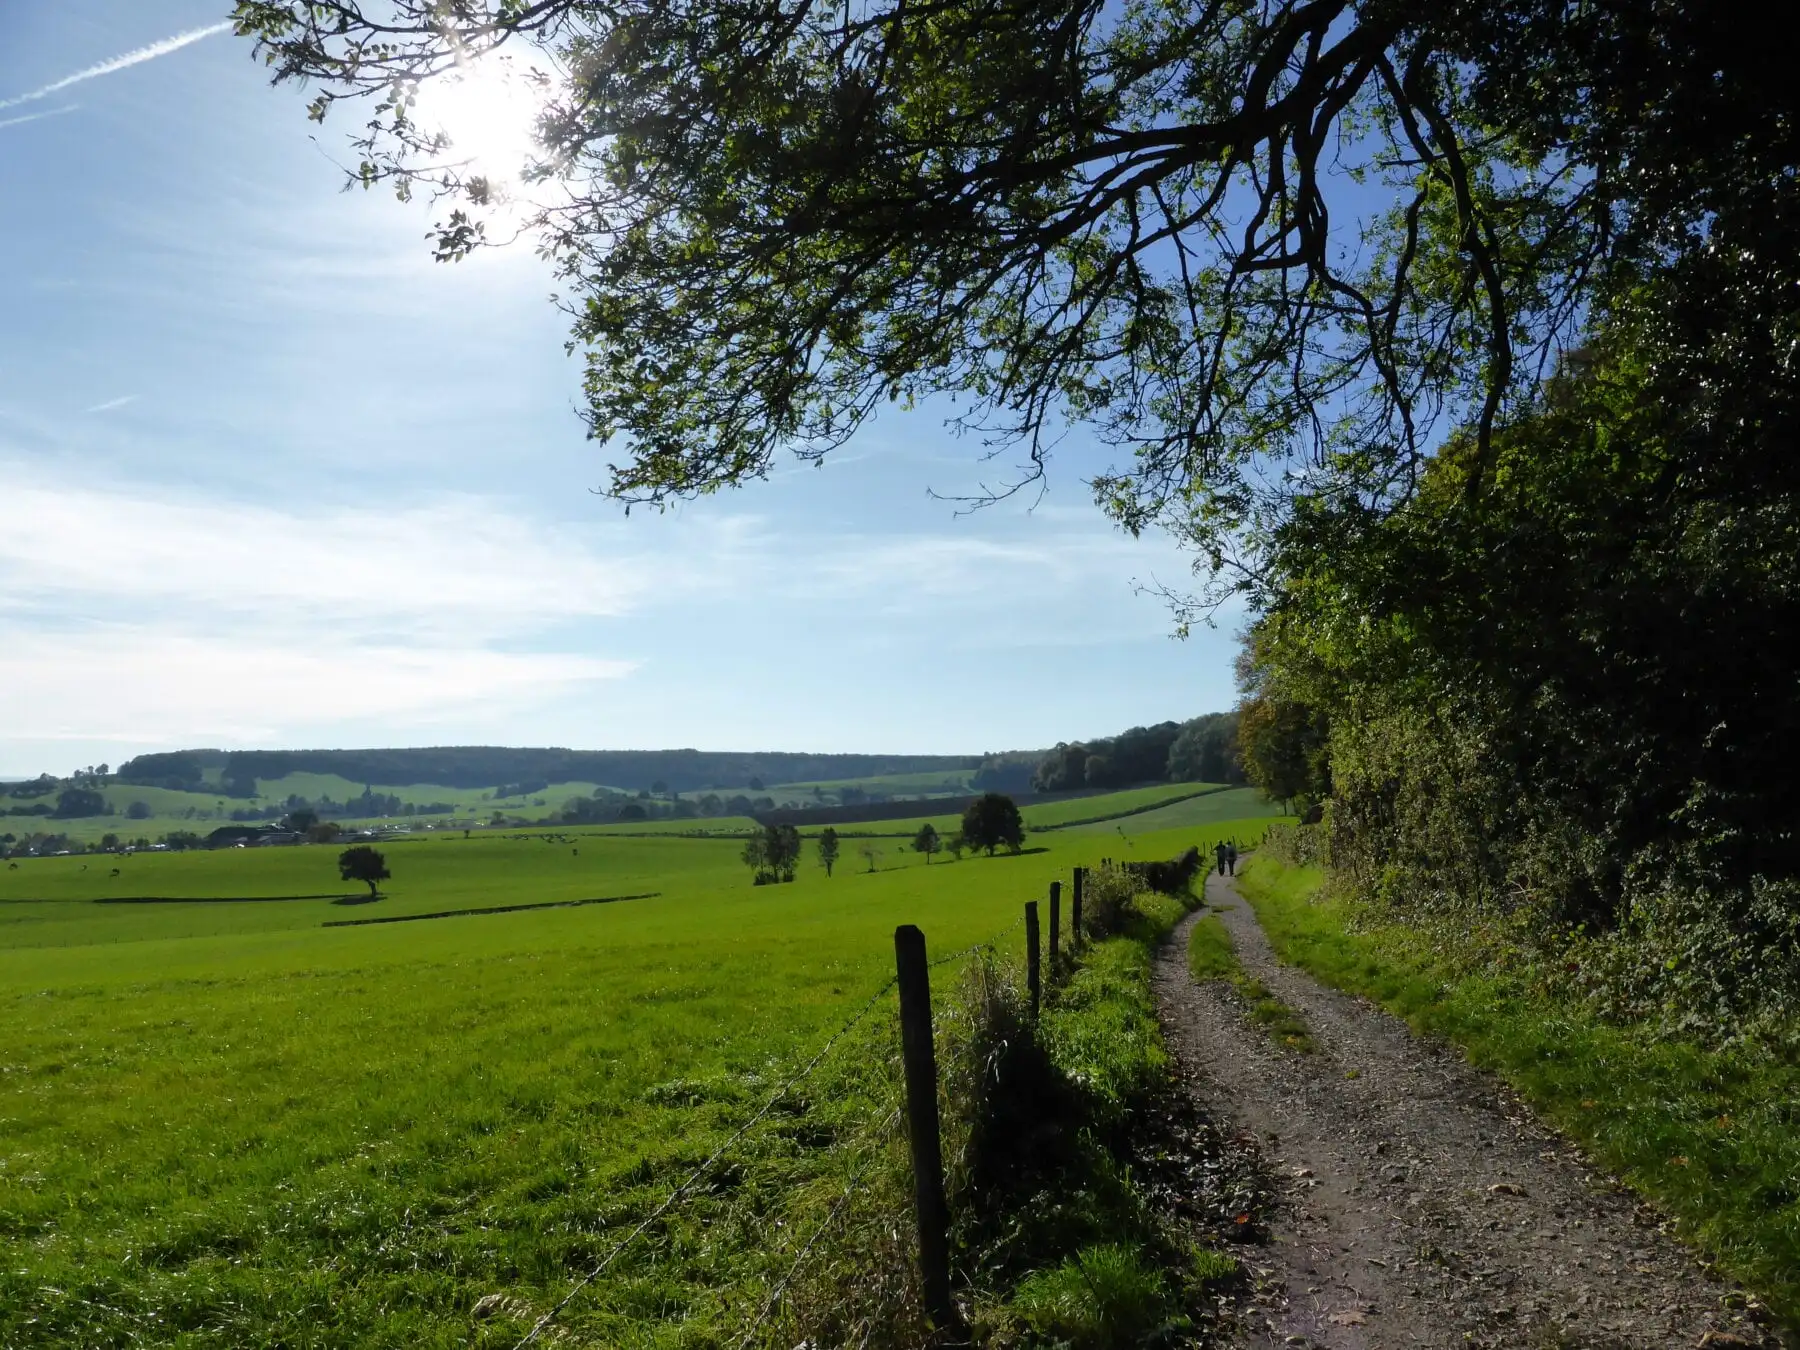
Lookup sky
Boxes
[0,2,1243,776]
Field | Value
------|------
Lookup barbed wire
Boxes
[733,1105,903,1350]
[927,910,1026,972]
[511,973,901,1349]
[513,905,1043,1348]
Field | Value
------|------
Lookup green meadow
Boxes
[0,790,1284,1347]
[765,769,976,797]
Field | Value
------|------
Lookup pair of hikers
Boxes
[1214,840,1238,876]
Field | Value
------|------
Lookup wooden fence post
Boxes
[1025,901,1041,1017]
[1048,880,1061,968]
[1071,867,1084,946]
[894,925,954,1330]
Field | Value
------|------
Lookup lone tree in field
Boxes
[338,845,390,899]
[912,823,941,864]
[818,827,840,877]
[961,794,1025,857]
[742,822,801,884]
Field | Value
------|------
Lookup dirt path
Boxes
[1154,869,1782,1350]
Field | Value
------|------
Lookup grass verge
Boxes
[1235,857,1800,1333]
[948,888,1247,1346]
[1186,912,1314,1053]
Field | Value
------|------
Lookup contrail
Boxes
[0,22,232,111]
[0,104,79,131]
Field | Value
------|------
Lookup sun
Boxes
[409,55,548,194]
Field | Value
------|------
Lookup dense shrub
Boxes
[1247,342,1800,1036]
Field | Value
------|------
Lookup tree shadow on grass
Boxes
[96,893,365,905]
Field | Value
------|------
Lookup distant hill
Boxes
[116,746,980,796]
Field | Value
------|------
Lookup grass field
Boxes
[1063,785,1270,835]
[9,778,1268,848]
[791,781,1240,841]
[0,799,1287,1347]
[765,769,976,798]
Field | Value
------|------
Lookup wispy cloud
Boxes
[0,628,632,747]
[0,475,646,751]
[0,22,232,112]
[82,395,136,414]
[0,480,646,641]
[0,104,79,132]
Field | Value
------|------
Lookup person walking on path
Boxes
[1225,841,1238,876]
[1214,840,1230,876]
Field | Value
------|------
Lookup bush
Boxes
[1261,821,1327,867]
[1123,846,1203,896]
[1080,864,1141,940]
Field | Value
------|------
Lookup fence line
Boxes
[512,972,902,1348]
[512,902,1045,1349]
[733,1105,904,1350]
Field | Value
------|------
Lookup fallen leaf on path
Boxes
[1488,1182,1527,1197]
[1670,1155,1690,1167]
[1327,1309,1369,1326]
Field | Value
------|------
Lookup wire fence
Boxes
[731,1104,904,1350]
[511,906,1035,1349]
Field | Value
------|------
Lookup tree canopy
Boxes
[912,822,941,863]
[961,793,1025,856]
[229,0,1788,577]
[742,822,802,883]
[338,845,391,899]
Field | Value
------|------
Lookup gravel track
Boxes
[1153,869,1783,1350]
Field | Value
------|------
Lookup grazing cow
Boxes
[6,861,17,870]
[110,868,121,878]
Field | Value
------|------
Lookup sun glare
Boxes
[410,56,547,193]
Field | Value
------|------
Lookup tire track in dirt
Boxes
[1154,869,1782,1349]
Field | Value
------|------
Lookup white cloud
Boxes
[0,23,232,111]
[0,482,645,641]
[0,627,631,746]
[82,395,136,414]
[0,476,646,754]
[0,467,1205,765]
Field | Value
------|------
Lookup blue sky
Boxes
[0,2,1242,776]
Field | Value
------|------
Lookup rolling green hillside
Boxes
[0,795,1285,1348]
